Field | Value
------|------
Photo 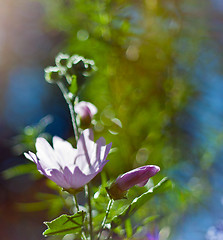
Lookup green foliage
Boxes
[43,211,86,236]
[125,218,133,238]
[2,163,39,180]
[90,177,171,238]
[3,116,53,184]
[69,75,78,95]
[111,177,172,229]
[92,183,136,225]
[13,115,53,155]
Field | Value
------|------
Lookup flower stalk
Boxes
[57,81,79,144]
[86,184,93,240]
[73,194,80,212]
[97,199,114,240]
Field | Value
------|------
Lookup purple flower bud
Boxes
[107,165,160,200]
[74,101,97,129]
[24,129,112,193]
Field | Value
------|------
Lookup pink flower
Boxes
[74,101,97,129]
[24,129,112,192]
[107,165,160,200]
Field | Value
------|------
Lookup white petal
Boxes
[24,152,35,162]
[24,151,46,175]
[86,102,97,115]
[76,129,95,173]
[53,136,77,168]
[76,131,112,174]
[36,137,60,169]
[92,139,112,170]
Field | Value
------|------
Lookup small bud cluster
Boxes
[44,53,96,92]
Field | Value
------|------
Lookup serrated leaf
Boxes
[111,177,172,228]
[69,75,78,94]
[43,211,86,236]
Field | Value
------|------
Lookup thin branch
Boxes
[86,184,93,240]
[97,199,114,240]
[73,194,80,212]
[57,82,79,144]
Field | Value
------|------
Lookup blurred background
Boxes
[1,0,223,239]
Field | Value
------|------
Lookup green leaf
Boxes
[2,163,39,179]
[69,75,78,94]
[111,177,173,228]
[43,211,86,236]
[17,201,51,212]
[125,218,133,238]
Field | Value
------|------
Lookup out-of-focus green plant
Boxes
[3,115,53,180]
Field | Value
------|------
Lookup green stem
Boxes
[65,73,72,84]
[73,195,88,240]
[85,184,93,240]
[97,199,114,240]
[57,82,79,144]
[73,195,80,212]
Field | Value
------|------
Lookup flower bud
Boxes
[67,55,86,74]
[74,101,97,129]
[67,55,96,75]
[106,165,160,200]
[44,66,64,84]
[55,53,70,67]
